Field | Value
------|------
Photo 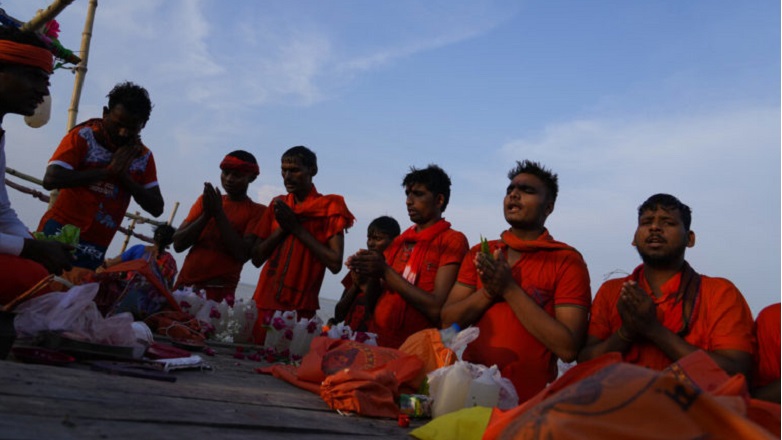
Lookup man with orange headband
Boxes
[0,26,73,304]
[38,81,164,271]
[173,150,265,305]
[441,160,591,402]
[250,146,354,342]
[579,194,754,377]
[348,164,469,348]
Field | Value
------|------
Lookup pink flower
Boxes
[179,300,191,309]
[43,20,60,39]
[284,329,293,340]
[355,332,370,343]
[272,317,286,330]
[204,347,216,356]
[209,308,221,319]
[306,321,318,333]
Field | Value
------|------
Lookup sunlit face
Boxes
[633,207,694,267]
[281,156,314,200]
[220,169,255,198]
[0,64,50,117]
[405,183,443,227]
[503,173,553,230]
[101,103,146,148]
[366,228,394,253]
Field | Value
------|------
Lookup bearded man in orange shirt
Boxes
[579,194,754,377]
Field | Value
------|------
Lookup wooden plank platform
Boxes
[0,342,423,439]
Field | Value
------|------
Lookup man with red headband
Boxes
[0,26,73,304]
[348,164,469,348]
[38,81,163,271]
[250,146,354,342]
[173,150,265,305]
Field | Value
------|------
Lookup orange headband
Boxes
[0,41,53,73]
[220,155,259,176]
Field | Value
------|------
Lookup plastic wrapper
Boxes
[14,282,135,347]
[400,394,432,418]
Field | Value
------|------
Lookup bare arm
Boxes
[383,260,460,325]
[441,281,494,328]
[478,250,588,362]
[264,199,345,273]
[334,278,361,324]
[20,239,73,275]
[119,174,164,217]
[251,227,288,267]
[42,163,109,190]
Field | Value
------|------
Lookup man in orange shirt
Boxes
[0,26,73,303]
[579,194,754,377]
[441,160,591,402]
[348,165,468,348]
[39,82,163,270]
[250,146,354,341]
[173,151,265,305]
[752,302,780,402]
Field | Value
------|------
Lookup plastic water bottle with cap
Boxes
[439,323,460,346]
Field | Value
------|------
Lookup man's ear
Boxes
[687,230,696,248]
[310,165,318,177]
[436,193,445,211]
[102,106,109,117]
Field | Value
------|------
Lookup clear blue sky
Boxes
[4,1,780,314]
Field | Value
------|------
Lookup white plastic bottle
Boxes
[464,366,500,408]
[439,323,461,346]
[431,361,471,418]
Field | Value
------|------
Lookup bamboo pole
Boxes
[167,201,180,226]
[121,211,140,253]
[49,0,98,210]
[19,0,75,32]
[65,0,97,131]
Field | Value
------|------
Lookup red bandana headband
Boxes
[0,41,53,73]
[220,155,259,176]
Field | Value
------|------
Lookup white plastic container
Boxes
[431,361,472,418]
[464,366,500,408]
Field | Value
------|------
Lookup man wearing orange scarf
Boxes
[441,160,591,402]
[173,150,265,305]
[250,146,354,341]
[349,165,468,348]
[38,81,163,271]
[0,27,73,304]
[580,194,755,377]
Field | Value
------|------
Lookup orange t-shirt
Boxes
[252,187,353,313]
[589,264,756,371]
[38,119,158,248]
[753,303,780,388]
[458,232,592,403]
[369,227,468,348]
[175,195,265,289]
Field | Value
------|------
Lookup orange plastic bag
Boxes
[398,328,456,374]
[483,351,777,440]
[296,336,424,392]
[320,368,400,418]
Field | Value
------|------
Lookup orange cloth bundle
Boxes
[320,368,400,418]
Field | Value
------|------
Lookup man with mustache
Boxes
[348,164,468,348]
[250,146,354,342]
[39,81,163,271]
[441,160,591,402]
[579,194,754,377]
[0,26,73,303]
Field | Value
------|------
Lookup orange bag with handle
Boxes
[320,368,400,418]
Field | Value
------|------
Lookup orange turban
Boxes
[0,40,53,73]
